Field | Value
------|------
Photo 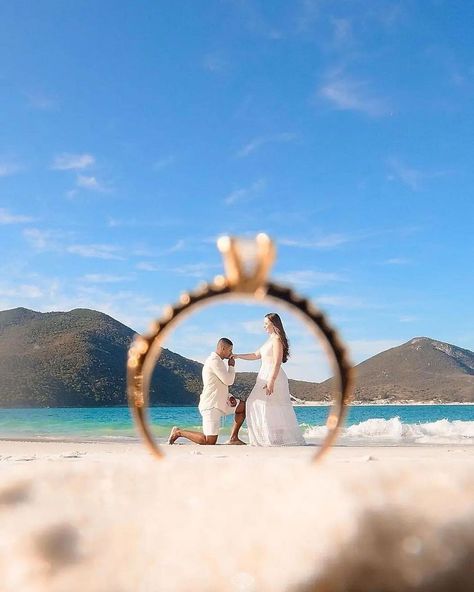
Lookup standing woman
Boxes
[232,313,306,446]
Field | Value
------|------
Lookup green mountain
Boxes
[0,307,316,407]
[309,337,474,403]
[0,308,472,407]
[0,307,201,407]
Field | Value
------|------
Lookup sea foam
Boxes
[303,417,474,444]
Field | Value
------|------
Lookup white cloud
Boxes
[81,274,133,283]
[317,295,367,308]
[52,153,95,170]
[331,17,353,47]
[67,244,124,260]
[236,133,297,158]
[23,229,124,262]
[170,263,221,278]
[136,262,161,272]
[0,284,44,299]
[23,228,54,251]
[153,155,175,171]
[168,239,186,253]
[0,208,34,225]
[224,178,266,206]
[25,91,58,111]
[384,257,410,265]
[242,320,264,335]
[280,234,350,249]
[387,158,449,191]
[203,54,228,73]
[136,261,220,278]
[295,0,320,33]
[318,72,390,117]
[399,315,418,323]
[0,277,167,334]
[0,161,23,177]
[76,174,110,192]
[276,270,343,287]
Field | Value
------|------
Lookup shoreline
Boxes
[294,401,474,406]
[1,401,473,410]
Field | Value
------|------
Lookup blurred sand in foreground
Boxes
[1,441,473,592]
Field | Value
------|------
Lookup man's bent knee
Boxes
[205,435,218,445]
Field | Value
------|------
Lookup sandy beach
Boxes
[1,440,474,591]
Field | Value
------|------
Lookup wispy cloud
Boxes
[231,0,283,40]
[384,257,411,265]
[317,294,367,308]
[399,315,418,323]
[76,174,111,193]
[387,158,450,191]
[0,284,44,298]
[0,160,24,177]
[107,216,182,229]
[203,53,228,73]
[25,91,58,111]
[224,178,266,206]
[136,262,161,272]
[67,244,124,260]
[236,133,297,158]
[0,276,166,334]
[152,155,175,171]
[0,208,34,225]
[52,153,95,170]
[295,0,320,33]
[23,228,124,261]
[318,71,390,117]
[129,239,186,259]
[276,270,344,287]
[23,228,54,251]
[280,234,351,249]
[136,261,220,278]
[171,263,221,278]
[81,274,133,283]
[331,17,353,48]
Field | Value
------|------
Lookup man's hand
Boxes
[228,356,235,367]
[228,396,237,407]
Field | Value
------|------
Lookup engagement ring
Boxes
[127,234,355,460]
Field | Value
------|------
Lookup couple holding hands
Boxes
[168,313,305,447]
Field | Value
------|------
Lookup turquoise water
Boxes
[1,405,474,445]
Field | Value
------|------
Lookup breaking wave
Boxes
[302,417,474,445]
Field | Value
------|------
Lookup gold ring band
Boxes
[127,235,355,461]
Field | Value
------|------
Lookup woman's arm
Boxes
[232,350,261,361]
[265,337,283,395]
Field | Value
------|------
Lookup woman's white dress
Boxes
[246,338,306,446]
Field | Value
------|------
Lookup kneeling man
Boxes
[168,337,236,445]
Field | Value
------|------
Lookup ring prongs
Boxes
[217,233,276,293]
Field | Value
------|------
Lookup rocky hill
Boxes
[0,307,315,407]
[0,308,472,406]
[309,337,474,403]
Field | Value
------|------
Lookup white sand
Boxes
[1,440,474,591]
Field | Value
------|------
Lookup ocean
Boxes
[1,405,474,445]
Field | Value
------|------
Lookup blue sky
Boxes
[0,1,473,381]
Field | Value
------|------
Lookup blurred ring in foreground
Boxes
[127,234,355,461]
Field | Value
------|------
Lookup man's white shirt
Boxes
[199,351,235,413]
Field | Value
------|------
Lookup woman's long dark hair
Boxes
[265,313,290,363]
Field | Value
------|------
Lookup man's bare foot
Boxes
[168,426,180,445]
[225,438,246,445]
